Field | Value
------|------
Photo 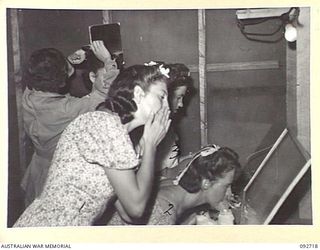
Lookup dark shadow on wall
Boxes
[7,9,25,227]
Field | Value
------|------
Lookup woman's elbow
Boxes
[126,202,146,219]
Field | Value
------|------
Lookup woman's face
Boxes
[170,86,187,113]
[140,80,169,121]
[206,170,235,208]
[91,67,111,94]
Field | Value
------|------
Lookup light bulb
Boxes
[284,23,297,42]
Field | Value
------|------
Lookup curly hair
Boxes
[97,64,169,124]
[179,147,241,193]
[24,48,68,93]
[166,63,193,91]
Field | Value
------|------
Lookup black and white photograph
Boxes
[2,0,320,245]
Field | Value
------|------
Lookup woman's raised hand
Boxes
[143,106,171,148]
[91,40,112,62]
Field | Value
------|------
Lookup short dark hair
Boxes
[165,63,195,116]
[25,48,68,93]
[97,64,169,124]
[166,63,193,91]
[179,147,241,193]
[80,50,105,91]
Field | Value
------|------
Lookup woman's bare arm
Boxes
[106,107,171,218]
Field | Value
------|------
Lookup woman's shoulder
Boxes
[65,111,123,137]
[76,110,121,124]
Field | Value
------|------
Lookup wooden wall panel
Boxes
[205,9,287,166]
[296,8,310,152]
[20,9,103,62]
[112,10,201,154]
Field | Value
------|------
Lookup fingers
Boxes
[152,107,171,139]
[91,40,102,55]
[163,106,171,125]
[142,106,171,147]
[154,105,170,125]
[145,111,155,128]
[165,119,172,133]
[91,40,103,50]
[91,40,111,59]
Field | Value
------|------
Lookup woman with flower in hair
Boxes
[155,63,194,172]
[14,63,171,227]
[108,145,241,225]
[20,41,119,207]
[132,62,194,173]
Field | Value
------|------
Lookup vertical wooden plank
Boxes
[286,41,297,136]
[102,10,112,24]
[296,7,311,221]
[10,9,26,174]
[198,9,207,147]
[296,8,310,153]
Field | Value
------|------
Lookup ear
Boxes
[89,71,96,83]
[201,179,211,190]
[133,85,145,104]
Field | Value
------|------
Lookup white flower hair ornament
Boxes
[144,60,158,66]
[159,64,170,78]
[173,144,220,185]
[200,144,220,157]
[144,61,170,78]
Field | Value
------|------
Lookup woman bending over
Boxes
[108,145,241,225]
[14,63,171,227]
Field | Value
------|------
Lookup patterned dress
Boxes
[14,111,138,227]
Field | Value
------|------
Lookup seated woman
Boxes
[107,144,241,225]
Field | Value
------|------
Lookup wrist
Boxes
[104,58,116,66]
[103,57,112,63]
[142,136,158,149]
[143,143,157,153]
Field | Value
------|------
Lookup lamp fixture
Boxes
[284,23,297,42]
[236,7,300,43]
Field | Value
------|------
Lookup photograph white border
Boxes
[1,0,319,244]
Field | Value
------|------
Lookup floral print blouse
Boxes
[14,111,139,227]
